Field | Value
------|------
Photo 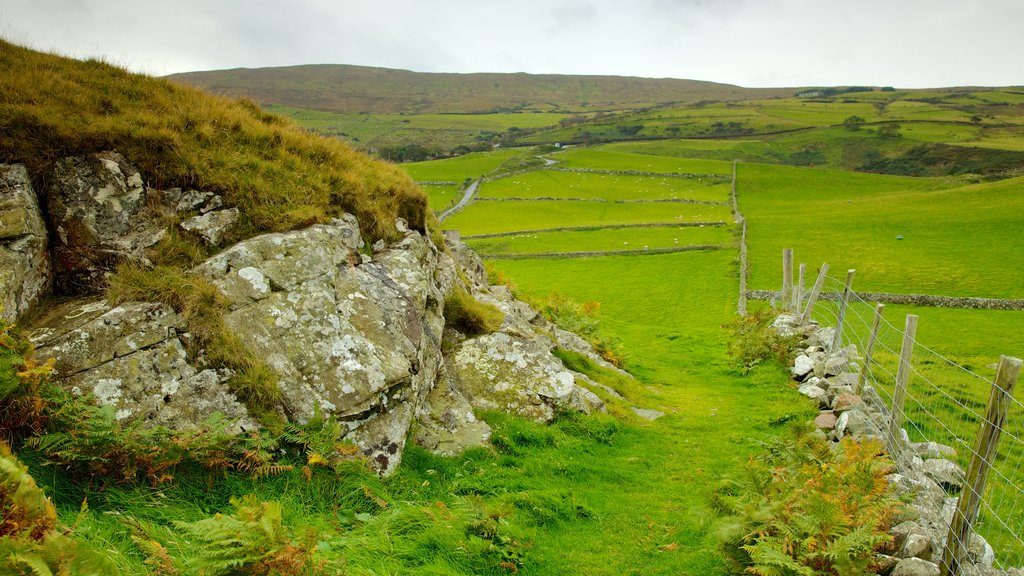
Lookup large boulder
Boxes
[192,215,453,474]
[450,331,604,422]
[29,300,254,433]
[44,151,166,293]
[0,164,50,323]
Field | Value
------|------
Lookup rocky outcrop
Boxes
[7,150,615,476]
[29,300,254,433]
[0,164,49,323]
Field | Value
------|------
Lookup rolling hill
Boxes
[166,63,801,113]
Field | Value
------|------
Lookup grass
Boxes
[402,149,524,181]
[740,163,1024,298]
[466,224,731,255]
[480,170,730,202]
[0,41,429,247]
[444,200,732,236]
[421,183,463,211]
[551,148,734,174]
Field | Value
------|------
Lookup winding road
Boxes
[438,179,480,222]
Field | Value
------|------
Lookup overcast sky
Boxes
[2,0,1022,88]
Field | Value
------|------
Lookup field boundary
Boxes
[479,244,723,260]
[462,221,727,239]
[745,289,1024,311]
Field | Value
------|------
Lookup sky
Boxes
[2,0,1022,88]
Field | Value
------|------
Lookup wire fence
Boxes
[794,270,1024,573]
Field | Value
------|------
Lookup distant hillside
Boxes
[166,64,800,114]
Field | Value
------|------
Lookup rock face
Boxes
[0,164,49,322]
[44,152,165,293]
[10,150,616,477]
[29,300,255,433]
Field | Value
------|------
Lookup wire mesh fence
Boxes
[796,271,1024,572]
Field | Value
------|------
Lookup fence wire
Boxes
[798,273,1024,570]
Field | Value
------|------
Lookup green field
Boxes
[445,199,731,235]
[479,170,730,202]
[551,148,734,174]
[403,149,524,181]
[421,183,463,211]
[465,224,731,255]
[740,165,1024,298]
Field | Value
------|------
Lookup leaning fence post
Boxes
[889,314,918,452]
[782,249,794,312]
[800,263,830,325]
[940,355,1022,576]
[796,263,806,311]
[831,269,856,351]
[856,303,885,395]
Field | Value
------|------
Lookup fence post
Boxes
[939,355,1022,576]
[856,303,885,395]
[797,263,806,311]
[800,263,830,325]
[889,314,918,451]
[831,269,856,351]
[782,249,794,312]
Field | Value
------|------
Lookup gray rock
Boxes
[968,532,995,568]
[414,367,491,456]
[798,383,828,407]
[792,354,814,378]
[891,558,940,576]
[30,300,254,433]
[0,164,50,323]
[165,188,222,213]
[180,207,239,245]
[630,407,665,421]
[923,459,966,491]
[899,532,934,561]
[875,554,899,576]
[913,442,958,460]
[451,331,603,422]
[44,151,165,293]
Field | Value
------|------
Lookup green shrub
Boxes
[528,293,627,368]
[715,428,903,575]
[444,287,504,336]
[723,308,800,374]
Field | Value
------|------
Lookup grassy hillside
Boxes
[167,63,800,114]
[0,40,428,244]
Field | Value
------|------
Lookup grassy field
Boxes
[444,199,732,235]
[740,164,1024,298]
[480,170,730,202]
[403,149,526,181]
[421,183,463,211]
[465,224,731,255]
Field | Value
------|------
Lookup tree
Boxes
[842,115,866,130]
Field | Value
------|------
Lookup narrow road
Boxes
[438,179,480,222]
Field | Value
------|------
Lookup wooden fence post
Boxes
[797,263,806,312]
[831,269,856,351]
[782,249,793,312]
[800,263,830,325]
[940,355,1022,576]
[889,314,918,451]
[856,303,885,395]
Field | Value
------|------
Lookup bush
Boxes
[723,309,800,374]
[529,293,627,368]
[444,287,504,337]
[715,428,903,575]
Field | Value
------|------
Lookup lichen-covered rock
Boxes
[891,557,940,576]
[414,367,491,456]
[44,151,167,293]
[191,215,454,474]
[180,208,239,245]
[450,331,603,422]
[923,458,966,491]
[29,300,254,433]
[0,164,49,322]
